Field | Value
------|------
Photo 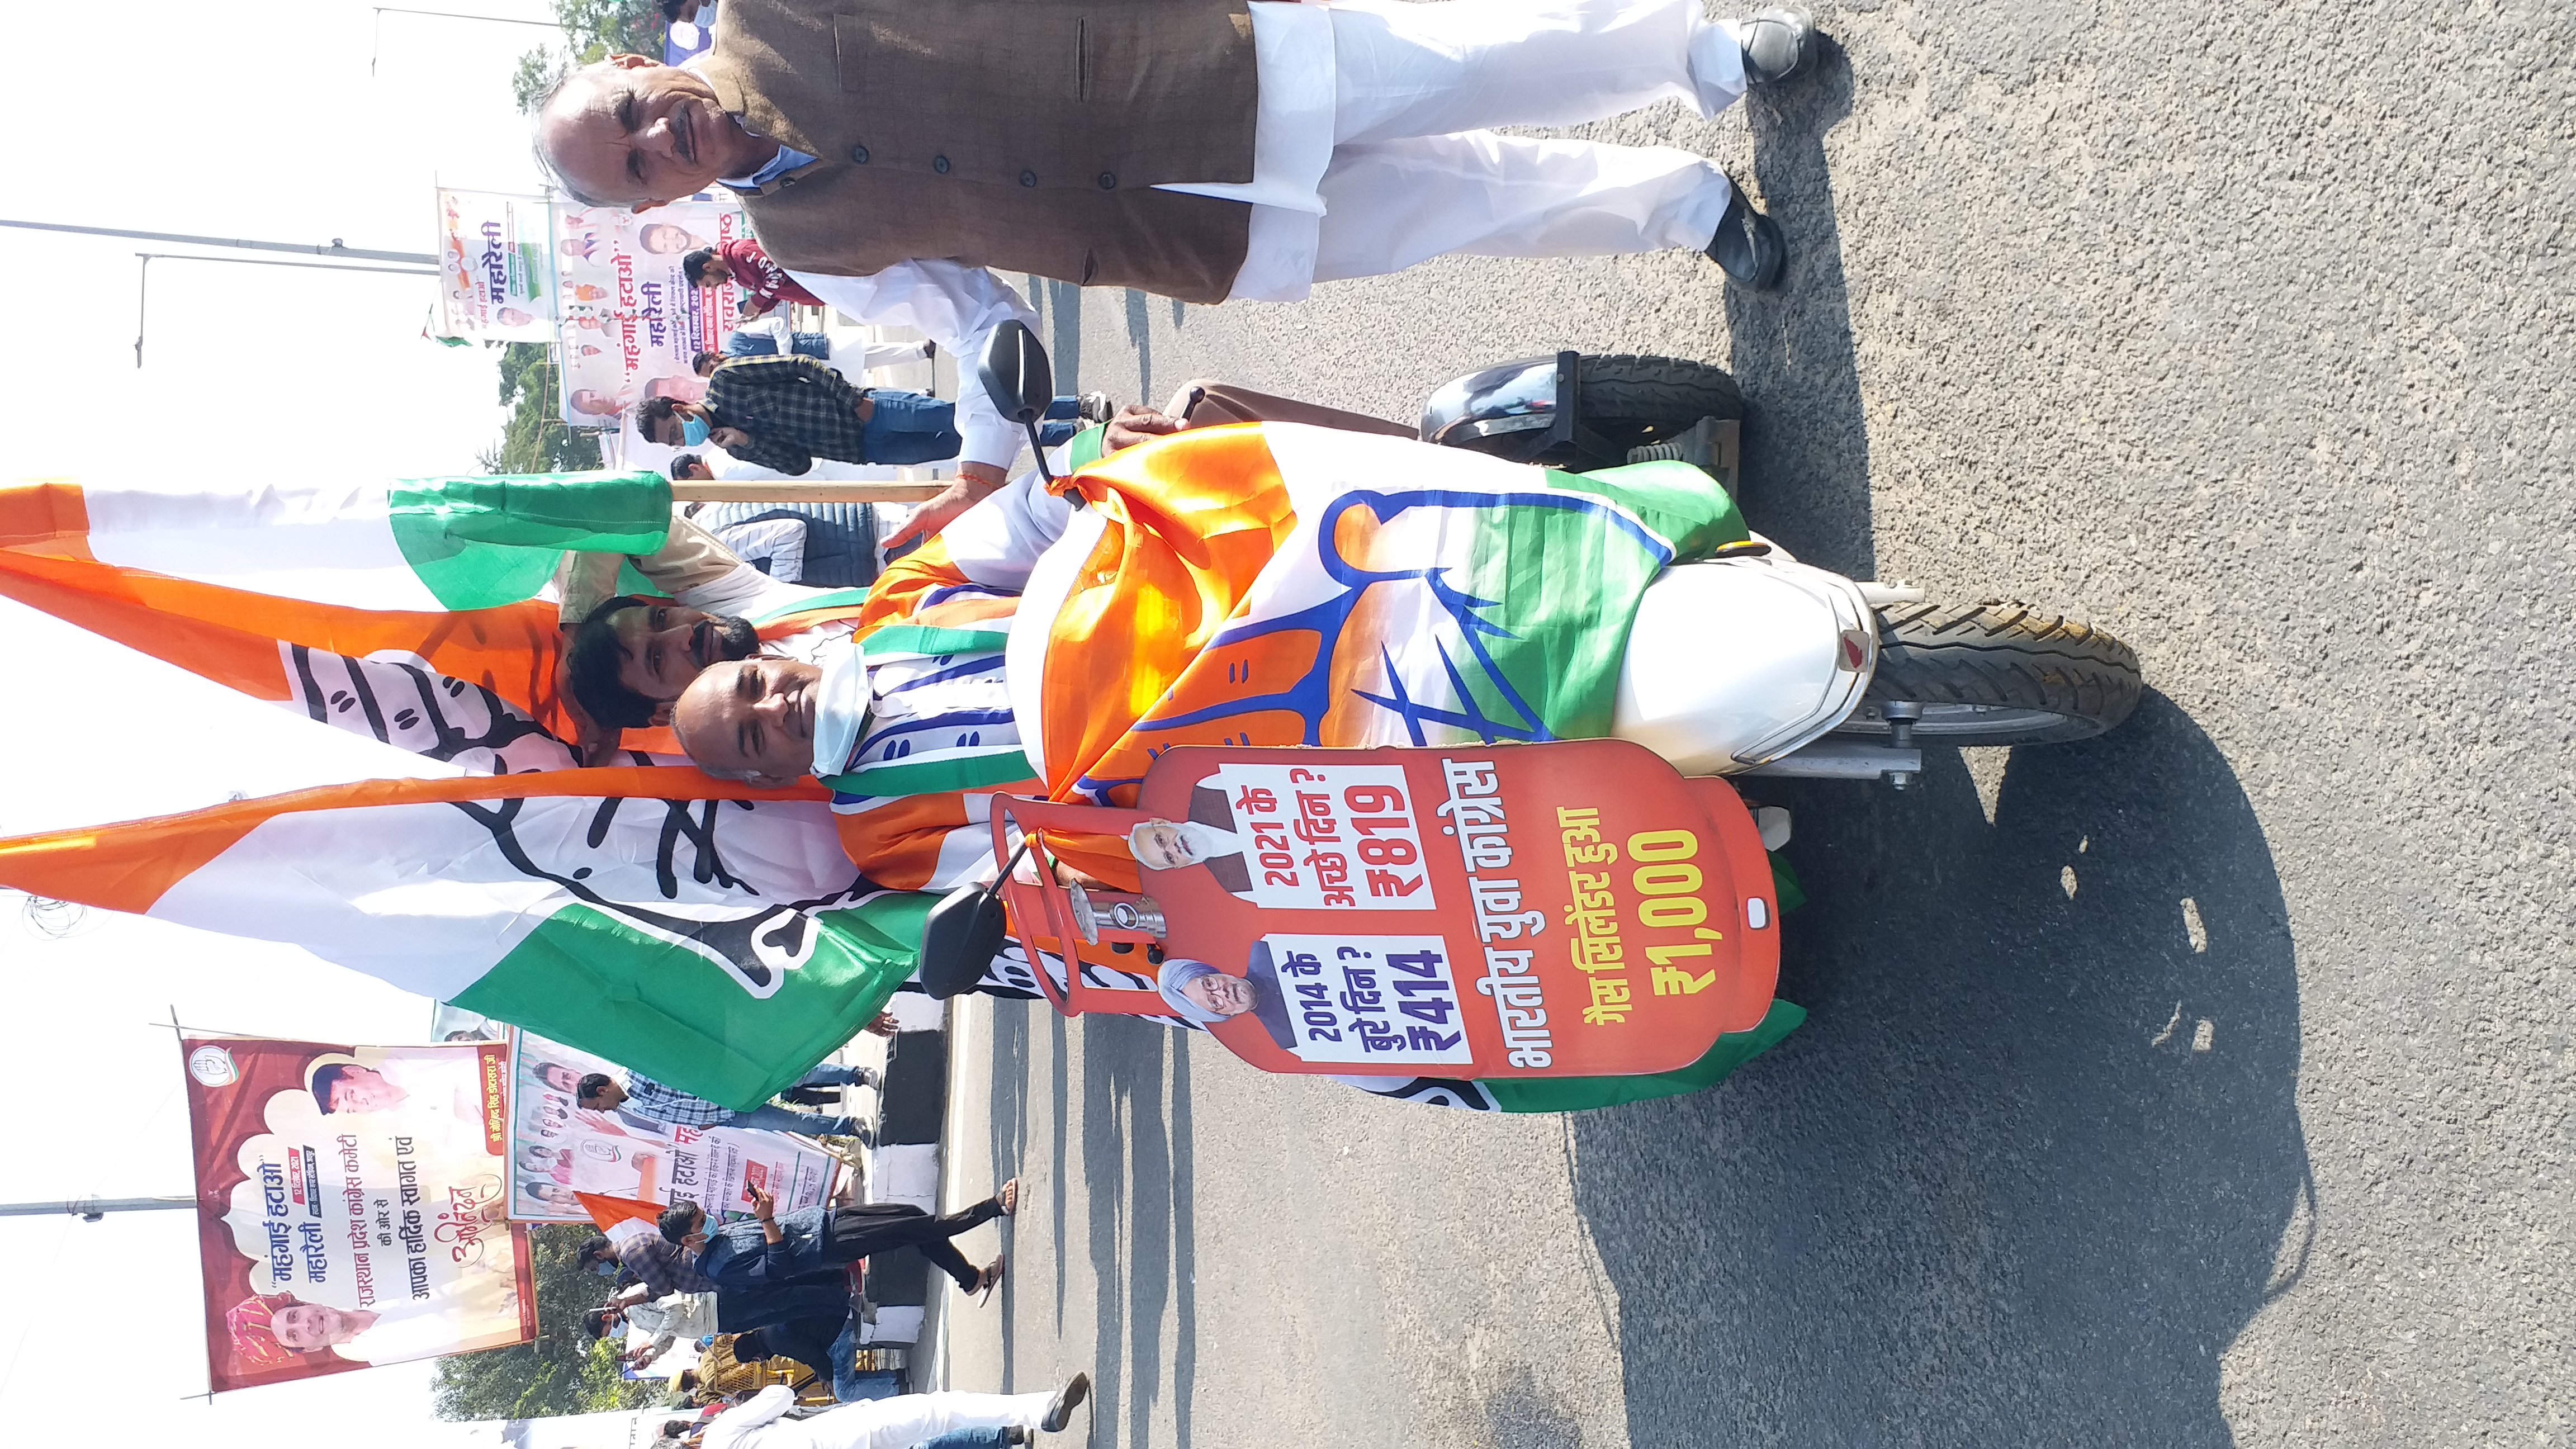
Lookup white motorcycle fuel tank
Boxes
[1609,548,1877,775]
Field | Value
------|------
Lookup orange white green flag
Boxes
[0,469,672,610]
[0,471,924,1109]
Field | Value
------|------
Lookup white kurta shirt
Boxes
[703,1385,1048,1449]
[625,1291,719,1353]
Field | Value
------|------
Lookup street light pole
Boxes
[372,7,569,74]
[133,252,441,368]
[0,1196,194,1222]
[0,217,435,266]
[373,4,560,22]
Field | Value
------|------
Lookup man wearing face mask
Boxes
[636,357,965,476]
[662,464,1067,895]
[576,1230,860,1344]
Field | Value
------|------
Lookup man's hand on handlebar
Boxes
[1104,403,1183,454]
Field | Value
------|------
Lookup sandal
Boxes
[969,1255,1006,1305]
[994,1177,1020,1216]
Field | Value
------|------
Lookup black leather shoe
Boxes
[1733,6,1815,86]
[1706,186,1787,290]
[1040,1371,1091,1432]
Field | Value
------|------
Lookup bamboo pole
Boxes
[670,481,949,503]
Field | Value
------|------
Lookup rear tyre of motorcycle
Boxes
[1453,355,1745,468]
[1835,599,2144,747]
[1573,354,1746,449]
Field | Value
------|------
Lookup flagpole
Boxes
[669,481,950,504]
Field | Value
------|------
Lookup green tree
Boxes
[481,342,605,476]
[511,47,574,114]
[553,0,666,64]
[510,2,661,115]
[431,1223,666,1420]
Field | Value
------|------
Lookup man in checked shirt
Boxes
[637,354,960,476]
[640,355,1091,476]
[575,1229,856,1368]
[579,1062,877,1140]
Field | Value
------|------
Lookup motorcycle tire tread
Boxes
[1574,354,1747,439]
[1858,598,2145,745]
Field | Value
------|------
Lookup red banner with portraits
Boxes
[180,1038,537,1393]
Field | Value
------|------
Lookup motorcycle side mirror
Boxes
[918,881,1011,1000]
[977,320,1060,483]
[977,321,1054,425]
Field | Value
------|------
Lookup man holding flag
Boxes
[662,420,1813,1110]
[0,468,940,1110]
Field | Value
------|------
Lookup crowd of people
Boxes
[569,1174,1086,1441]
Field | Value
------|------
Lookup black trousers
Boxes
[819,1200,1001,1290]
[714,1276,852,1334]
[737,1314,846,1379]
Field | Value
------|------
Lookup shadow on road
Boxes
[987,950,1198,1447]
[1574,695,2309,1446]
[1032,277,1087,392]
[985,995,1034,1392]
[1078,1014,1198,1449]
[1126,289,1157,405]
[1727,36,1874,580]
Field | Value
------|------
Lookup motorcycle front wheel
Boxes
[1834,599,2144,747]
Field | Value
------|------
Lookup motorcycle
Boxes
[1006,334,2146,794]
[913,326,2147,1083]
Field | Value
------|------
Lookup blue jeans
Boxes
[722,1063,868,1135]
[1037,395,1083,449]
[725,329,834,359]
[860,389,965,465]
[912,1432,1012,1449]
[826,1312,907,1403]
[724,1104,860,1136]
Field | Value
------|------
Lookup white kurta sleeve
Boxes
[935,458,1078,593]
[720,1384,797,1432]
[638,515,834,620]
[783,261,1041,472]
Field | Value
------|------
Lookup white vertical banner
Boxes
[433,190,557,342]
[507,1029,840,1226]
[552,196,753,427]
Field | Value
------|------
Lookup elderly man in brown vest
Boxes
[536,0,1815,539]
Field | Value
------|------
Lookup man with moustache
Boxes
[529,0,1816,544]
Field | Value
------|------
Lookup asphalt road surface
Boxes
[933,2,2574,1443]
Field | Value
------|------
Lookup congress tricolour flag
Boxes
[0,470,671,611]
[0,471,920,1109]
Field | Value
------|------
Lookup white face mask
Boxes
[806,644,874,778]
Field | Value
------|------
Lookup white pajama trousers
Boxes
[1312,0,1750,282]
[828,340,927,377]
[806,1389,1057,1449]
